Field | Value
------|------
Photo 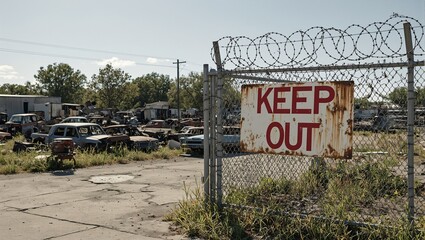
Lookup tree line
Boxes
[355,86,425,109]
[5,63,421,112]
[0,63,217,111]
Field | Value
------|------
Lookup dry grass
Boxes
[0,137,184,174]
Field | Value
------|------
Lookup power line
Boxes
[0,37,175,61]
[0,38,205,74]
[0,47,176,69]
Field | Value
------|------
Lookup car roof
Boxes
[54,122,101,127]
[64,116,86,119]
[103,124,128,129]
[11,113,37,116]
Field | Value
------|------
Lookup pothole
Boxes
[89,175,135,184]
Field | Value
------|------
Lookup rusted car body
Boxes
[35,123,129,152]
[104,125,159,152]
[5,113,45,139]
[0,131,12,142]
[0,112,7,131]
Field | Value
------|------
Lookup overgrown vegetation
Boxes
[167,157,425,239]
[0,136,183,174]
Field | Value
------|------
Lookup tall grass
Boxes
[165,183,248,240]
[0,137,184,174]
[167,157,425,239]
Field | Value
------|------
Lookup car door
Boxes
[64,126,83,146]
[49,126,66,143]
[20,116,32,135]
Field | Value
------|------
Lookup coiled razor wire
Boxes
[211,14,424,70]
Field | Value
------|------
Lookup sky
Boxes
[0,0,424,85]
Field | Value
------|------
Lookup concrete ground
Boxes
[0,156,203,240]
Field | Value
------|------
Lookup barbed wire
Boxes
[211,15,424,70]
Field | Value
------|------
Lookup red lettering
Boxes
[273,87,290,114]
[257,84,336,115]
[265,122,321,152]
[292,86,312,114]
[284,122,303,150]
[298,122,321,151]
[314,86,335,114]
[266,122,284,149]
[257,88,273,113]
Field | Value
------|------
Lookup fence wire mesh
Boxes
[206,15,425,229]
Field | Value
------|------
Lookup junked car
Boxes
[104,125,159,152]
[168,126,204,142]
[180,126,240,154]
[0,112,7,131]
[5,113,45,139]
[114,111,138,125]
[0,131,12,142]
[60,116,88,123]
[31,122,128,151]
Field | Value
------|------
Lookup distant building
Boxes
[143,101,169,120]
[0,94,61,119]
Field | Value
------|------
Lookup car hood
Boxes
[87,134,129,142]
[185,134,204,140]
[5,121,20,125]
[86,135,110,141]
[130,136,158,142]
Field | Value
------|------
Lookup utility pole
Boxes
[173,59,186,124]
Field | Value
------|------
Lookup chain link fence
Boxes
[204,15,425,230]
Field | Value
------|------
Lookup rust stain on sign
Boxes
[240,81,354,159]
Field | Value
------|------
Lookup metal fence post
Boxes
[210,72,216,203]
[403,21,415,228]
[213,41,224,208]
[203,64,210,202]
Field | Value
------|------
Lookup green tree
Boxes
[417,87,425,106]
[388,87,407,107]
[167,72,203,110]
[90,64,132,109]
[34,63,86,103]
[167,73,241,112]
[388,87,425,107]
[0,81,39,95]
[119,82,139,110]
[223,77,241,110]
[354,97,373,109]
[133,72,171,106]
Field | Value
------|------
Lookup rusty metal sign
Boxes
[240,81,354,159]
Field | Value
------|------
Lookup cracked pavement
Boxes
[0,156,203,240]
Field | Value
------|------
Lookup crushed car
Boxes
[104,124,159,152]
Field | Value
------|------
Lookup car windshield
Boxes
[77,125,105,136]
[65,118,87,123]
[9,116,23,123]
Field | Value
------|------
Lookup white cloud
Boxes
[96,57,136,68]
[0,65,22,80]
[146,57,158,64]
[146,57,172,64]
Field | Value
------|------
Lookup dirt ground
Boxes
[0,156,203,240]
